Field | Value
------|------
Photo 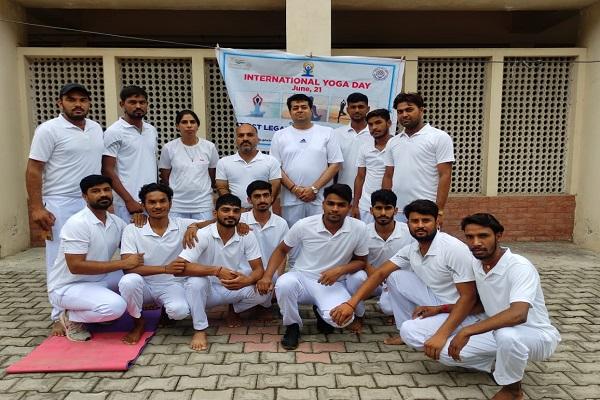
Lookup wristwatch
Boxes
[310,186,319,194]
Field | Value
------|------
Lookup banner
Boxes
[216,48,404,150]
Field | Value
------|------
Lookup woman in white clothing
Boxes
[159,110,219,220]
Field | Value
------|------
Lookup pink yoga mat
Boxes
[6,309,161,373]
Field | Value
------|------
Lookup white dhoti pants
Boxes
[281,203,322,227]
[184,277,270,330]
[48,276,126,324]
[170,211,213,220]
[275,270,355,328]
[118,273,190,320]
[44,196,86,320]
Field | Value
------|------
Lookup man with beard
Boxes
[333,93,371,196]
[26,83,105,336]
[176,194,270,351]
[216,123,281,210]
[382,93,454,224]
[331,199,481,359]
[102,86,158,223]
[47,175,143,342]
[351,109,393,223]
[257,184,368,350]
[441,214,560,400]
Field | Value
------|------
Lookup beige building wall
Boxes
[576,1,600,251]
[0,0,29,257]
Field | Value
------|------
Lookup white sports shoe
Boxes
[59,311,91,342]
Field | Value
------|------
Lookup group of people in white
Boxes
[25,83,560,400]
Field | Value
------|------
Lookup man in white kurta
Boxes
[443,213,560,400]
[257,184,368,350]
[102,86,157,223]
[26,83,105,332]
[270,94,343,227]
[47,175,140,342]
[216,124,281,209]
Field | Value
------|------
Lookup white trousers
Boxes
[275,270,355,328]
[118,273,190,320]
[48,272,126,324]
[359,209,374,224]
[184,277,270,330]
[282,203,322,227]
[170,211,213,220]
[44,196,86,320]
[344,269,393,316]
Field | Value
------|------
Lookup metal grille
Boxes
[205,59,237,157]
[118,58,193,154]
[417,58,487,194]
[498,57,573,194]
[27,57,106,131]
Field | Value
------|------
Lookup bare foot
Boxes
[122,317,145,345]
[383,335,404,345]
[491,383,524,400]
[51,321,65,337]
[385,316,395,325]
[347,317,363,333]
[226,305,242,327]
[190,330,209,351]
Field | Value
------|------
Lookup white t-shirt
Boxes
[389,231,474,304]
[383,124,454,211]
[178,223,262,284]
[366,222,413,268]
[120,217,199,284]
[103,118,158,205]
[356,143,388,212]
[284,214,368,278]
[333,124,373,192]
[270,124,343,206]
[474,248,560,341]
[216,152,281,208]
[47,207,127,293]
[29,115,104,198]
[240,210,289,272]
[158,138,219,213]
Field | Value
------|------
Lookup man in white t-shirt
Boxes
[270,94,343,227]
[102,85,158,223]
[216,124,281,209]
[352,109,394,223]
[176,194,270,351]
[257,184,368,350]
[331,199,486,361]
[26,83,105,335]
[382,93,454,224]
[332,92,372,195]
[47,175,143,342]
[443,214,561,400]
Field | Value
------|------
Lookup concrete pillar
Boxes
[286,0,331,56]
[0,0,29,257]
[575,2,600,251]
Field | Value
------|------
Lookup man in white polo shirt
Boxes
[331,199,483,361]
[270,94,343,227]
[47,175,143,342]
[216,123,281,210]
[177,194,270,351]
[382,93,454,223]
[257,184,368,350]
[352,109,394,223]
[26,83,105,335]
[332,92,372,195]
[443,214,560,400]
[102,85,158,223]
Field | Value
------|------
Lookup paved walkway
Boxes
[0,242,598,399]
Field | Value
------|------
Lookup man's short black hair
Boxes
[246,180,272,198]
[286,94,313,110]
[393,92,425,109]
[347,92,368,104]
[215,193,242,210]
[138,183,174,204]
[80,175,112,194]
[403,199,438,220]
[461,213,505,234]
[323,184,352,204]
[371,189,397,207]
[120,85,148,102]
[366,109,391,122]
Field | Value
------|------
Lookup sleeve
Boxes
[120,225,138,255]
[283,220,303,248]
[215,159,227,180]
[244,232,262,261]
[28,124,55,162]
[269,132,281,162]
[508,263,539,306]
[383,138,395,167]
[208,143,219,168]
[356,146,367,168]
[103,129,121,158]
[268,156,282,179]
[158,142,172,169]
[325,130,344,163]
[178,232,206,262]
[353,223,369,257]
[388,244,412,270]
[446,242,476,283]
[435,132,455,164]
[61,219,90,255]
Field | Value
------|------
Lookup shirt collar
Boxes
[316,215,352,236]
[345,124,370,136]
[118,117,147,131]
[412,230,442,257]
[369,221,408,242]
[58,114,87,131]
[244,210,275,229]
[140,218,180,237]
[233,151,264,163]
[83,206,113,227]
[476,247,512,277]
[209,223,241,245]
[399,123,430,138]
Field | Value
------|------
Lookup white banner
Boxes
[216,48,404,150]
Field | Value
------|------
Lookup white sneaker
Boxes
[59,311,91,342]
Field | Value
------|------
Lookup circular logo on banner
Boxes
[372,67,389,81]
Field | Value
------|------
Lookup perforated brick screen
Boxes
[205,59,238,157]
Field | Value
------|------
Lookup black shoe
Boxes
[281,323,300,350]
[313,305,334,335]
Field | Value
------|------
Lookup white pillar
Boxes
[286,0,331,56]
